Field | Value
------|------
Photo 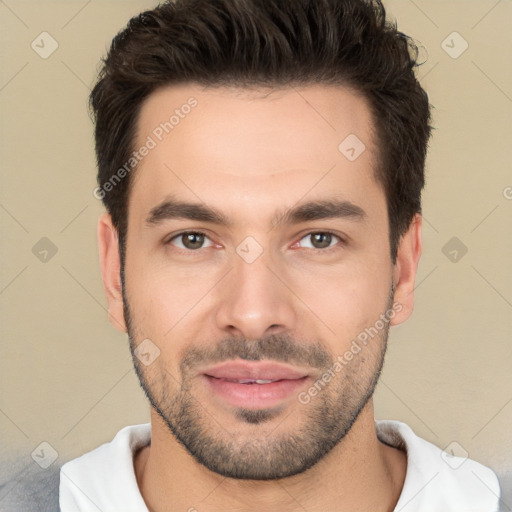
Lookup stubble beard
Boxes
[122,283,392,480]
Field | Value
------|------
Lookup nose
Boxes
[215,247,297,341]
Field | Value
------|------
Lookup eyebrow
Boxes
[145,197,367,228]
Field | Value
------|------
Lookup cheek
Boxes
[125,253,218,348]
[289,256,392,342]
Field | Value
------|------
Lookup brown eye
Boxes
[310,233,332,249]
[297,232,340,250]
[169,231,212,250]
[182,233,204,249]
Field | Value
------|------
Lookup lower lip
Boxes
[203,375,309,409]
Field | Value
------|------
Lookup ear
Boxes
[97,213,127,333]
[390,213,422,326]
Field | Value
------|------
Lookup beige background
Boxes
[1,0,511,510]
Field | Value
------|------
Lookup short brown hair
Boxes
[90,0,431,266]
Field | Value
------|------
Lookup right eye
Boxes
[167,231,214,251]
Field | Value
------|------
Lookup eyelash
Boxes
[166,230,345,254]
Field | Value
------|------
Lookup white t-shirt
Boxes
[59,420,500,512]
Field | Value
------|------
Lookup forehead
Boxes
[129,83,383,225]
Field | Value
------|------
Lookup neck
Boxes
[135,400,406,512]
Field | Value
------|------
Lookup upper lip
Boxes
[201,360,310,381]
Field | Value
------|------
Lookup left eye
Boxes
[297,232,341,250]
[168,232,214,250]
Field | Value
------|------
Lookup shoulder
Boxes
[59,423,151,512]
[376,419,501,512]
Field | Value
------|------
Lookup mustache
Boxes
[180,333,333,375]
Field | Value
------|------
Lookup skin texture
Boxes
[98,84,421,511]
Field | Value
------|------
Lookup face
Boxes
[108,84,415,479]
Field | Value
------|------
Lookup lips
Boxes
[202,360,309,382]
[200,360,311,410]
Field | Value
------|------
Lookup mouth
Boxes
[200,360,311,410]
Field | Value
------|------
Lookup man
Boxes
[59,0,500,510]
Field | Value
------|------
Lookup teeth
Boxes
[224,378,277,384]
